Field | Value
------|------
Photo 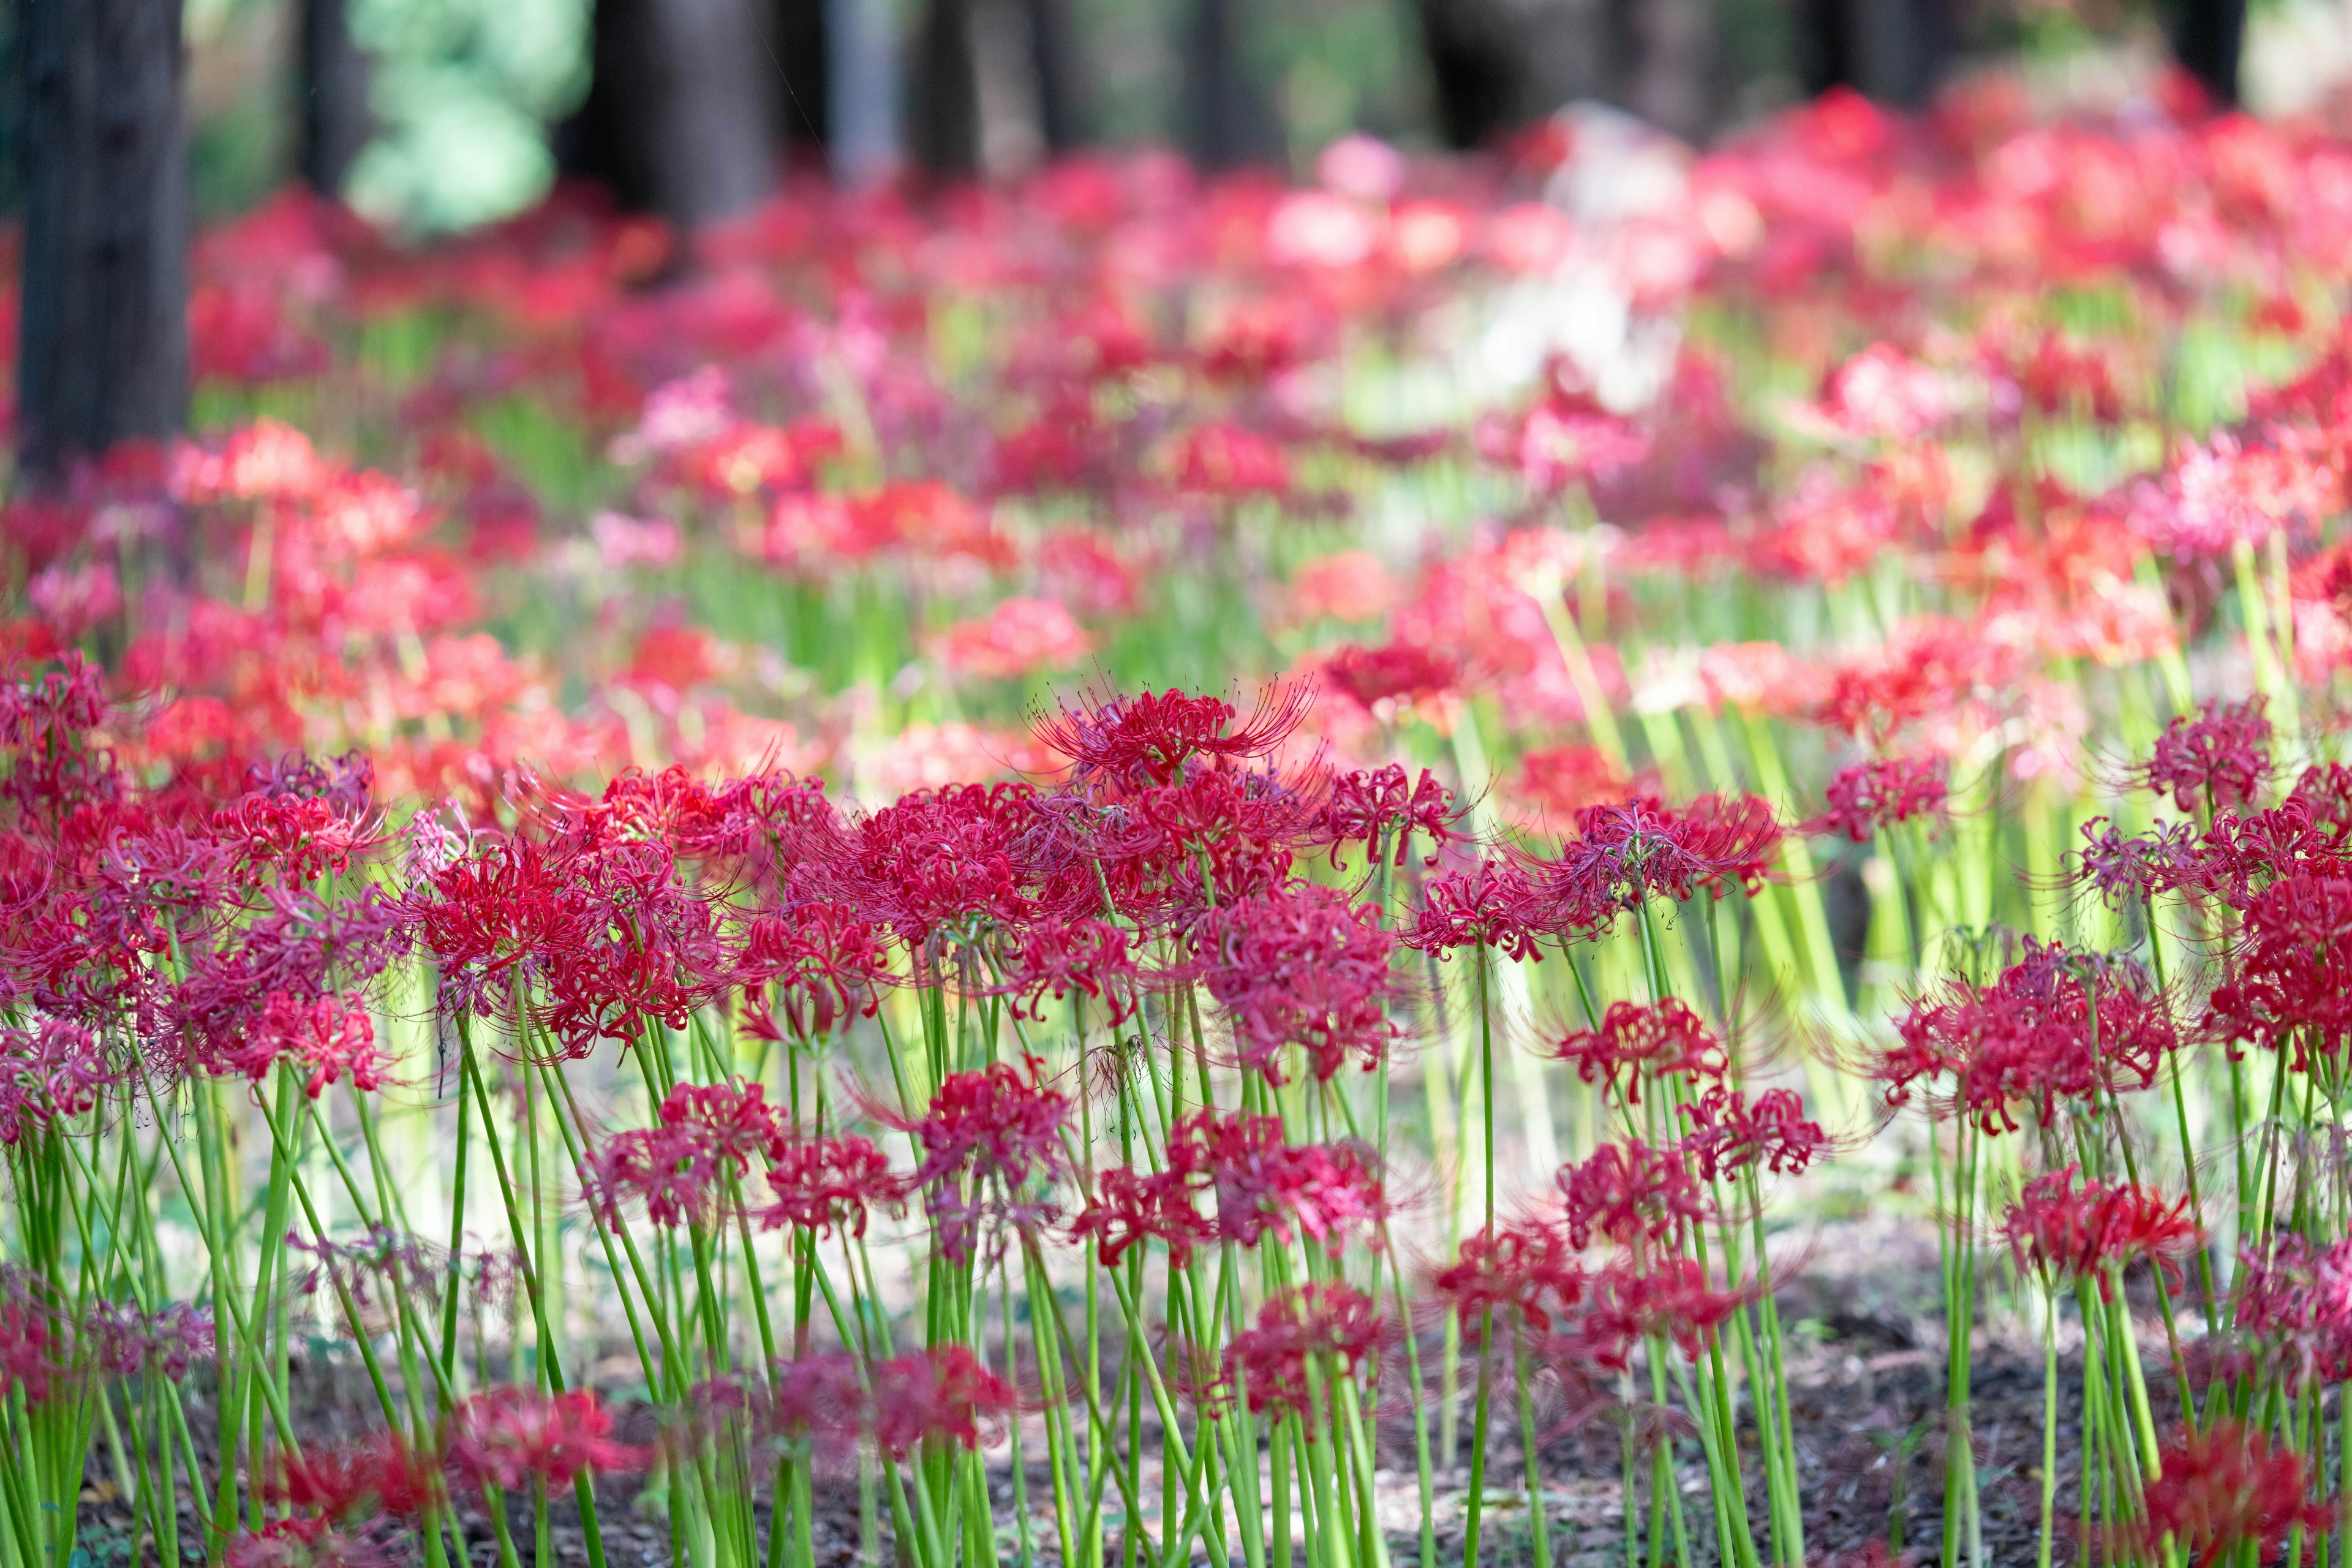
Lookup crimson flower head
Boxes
[993,915,1139,1023]
[1223,1283,1381,1419]
[223,1518,385,1568]
[445,1387,646,1494]
[2142,695,2271,814]
[1882,942,2177,1132]
[581,1079,788,1231]
[274,1429,440,1522]
[2125,1419,2329,1568]
[2206,870,2352,1068]
[1313,764,1459,869]
[2234,1235,2352,1387]
[738,900,892,1040]
[2002,1166,2198,1300]
[1035,684,1311,789]
[0,1019,113,1142]
[886,1055,1068,1261]
[1194,883,1397,1084]
[1556,1139,1706,1253]
[1431,1218,1587,1334]
[1806,753,1948,842]
[868,1345,1016,1458]
[2068,816,2199,908]
[1404,860,1545,962]
[748,1353,868,1462]
[1546,998,1724,1105]
[0,1295,62,1406]
[1320,642,1461,712]
[758,1132,902,1238]
[1071,1110,1384,1265]
[1538,793,1783,937]
[1578,1257,1741,1371]
[1675,1086,1828,1180]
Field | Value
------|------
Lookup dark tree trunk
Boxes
[1800,0,1953,107]
[825,0,901,184]
[298,0,370,197]
[774,0,830,156]
[1026,0,1080,153]
[1609,0,1719,143]
[1185,0,1275,170]
[1414,0,1529,149]
[15,0,187,489]
[912,0,981,178]
[2173,0,2243,110]
[566,0,777,228]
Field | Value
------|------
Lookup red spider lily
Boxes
[1556,1140,1708,1253]
[1320,642,1461,711]
[1515,744,1634,822]
[760,1353,870,1457]
[215,992,389,1099]
[1536,793,1783,937]
[0,1019,113,1140]
[2001,1167,2198,1300]
[1193,883,1397,1083]
[2234,1235,2352,1386]
[81,1298,213,1379]
[581,1120,727,1229]
[2206,870,2352,1068]
[1403,860,1546,961]
[1881,942,2177,1132]
[1034,685,1311,789]
[1068,1164,1218,1267]
[1806,753,1949,842]
[2068,816,2203,907]
[1545,998,1725,1105]
[1312,764,1458,868]
[1675,1086,1828,1180]
[223,1517,388,1568]
[2122,1420,2330,1568]
[1223,1282,1381,1419]
[274,1429,440,1521]
[212,783,387,886]
[809,783,1040,948]
[1430,1218,1588,1333]
[2142,696,2271,814]
[878,1055,1068,1261]
[445,1386,646,1493]
[0,1297,62,1404]
[868,1345,1017,1458]
[993,915,1140,1023]
[1578,1257,1742,1371]
[738,900,893,1040]
[756,1133,902,1237]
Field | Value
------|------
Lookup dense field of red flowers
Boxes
[11,75,2352,1568]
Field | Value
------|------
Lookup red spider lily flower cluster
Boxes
[444,1386,646,1494]
[1675,1086,1829,1180]
[1534,793,1784,937]
[867,1345,1017,1458]
[1806,753,1950,842]
[1071,1109,1384,1267]
[1881,941,2178,1131]
[1193,883,1398,1083]
[880,1056,1069,1261]
[1311,764,1458,869]
[1578,1258,1745,1372]
[2141,696,2272,813]
[1223,1283,1381,1419]
[584,1076,902,1235]
[2233,1235,2352,1387]
[1556,1139,1709,1254]
[2122,1420,2331,1568]
[2000,1167,2199,1300]
[1404,859,1547,962]
[274,1431,442,1523]
[2206,869,2352,1068]
[1546,998,1725,1105]
[1430,1218,1588,1335]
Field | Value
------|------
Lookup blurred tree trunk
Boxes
[774,0,830,159]
[1608,0,1719,143]
[15,0,187,489]
[1185,0,1276,169]
[1414,0,1529,149]
[912,0,981,178]
[1026,0,1080,153]
[1799,0,1952,107]
[298,0,370,197]
[567,0,777,228]
[2172,0,2243,109]
[826,0,902,184]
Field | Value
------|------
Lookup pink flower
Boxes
[869,1345,1016,1458]
[938,598,1092,680]
[1675,1086,1828,1180]
[1223,1283,1381,1419]
[1806,753,1949,842]
[1194,883,1398,1084]
[1556,1140,1706,1254]
[1431,1219,1587,1334]
[2002,1166,2198,1300]
[445,1387,645,1494]
[1546,998,1724,1106]
[1578,1257,1741,1370]
[2143,696,2271,814]
[2124,1420,2330,1568]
